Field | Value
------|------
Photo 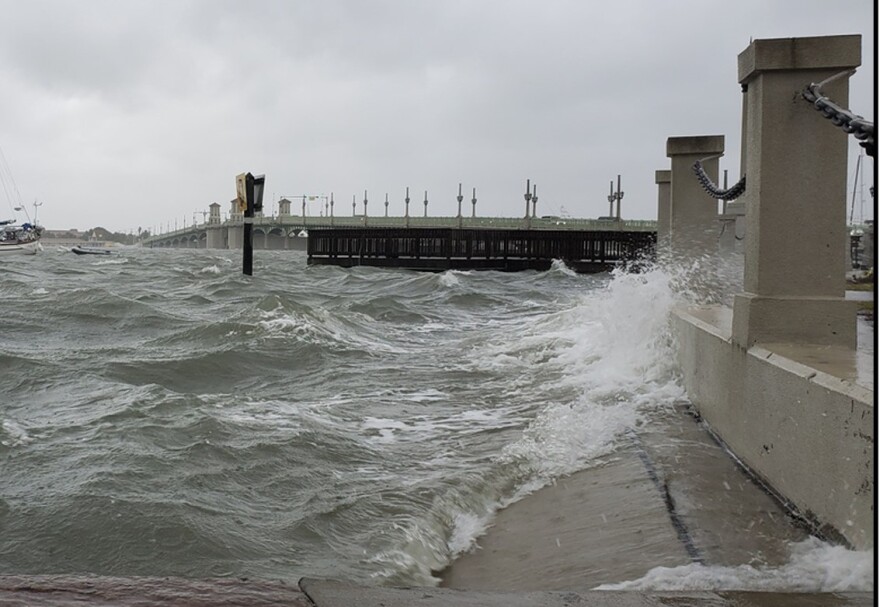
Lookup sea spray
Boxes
[596,537,873,592]
[369,261,695,584]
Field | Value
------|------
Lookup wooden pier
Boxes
[307,227,655,272]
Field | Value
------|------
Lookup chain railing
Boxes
[802,69,875,157]
[692,156,746,201]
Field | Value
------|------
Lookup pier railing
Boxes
[307,227,656,272]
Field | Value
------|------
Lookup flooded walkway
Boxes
[440,403,813,591]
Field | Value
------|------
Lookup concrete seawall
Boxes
[672,305,874,549]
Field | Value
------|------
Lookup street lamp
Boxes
[330,192,335,226]
[423,191,428,217]
[524,179,532,218]
[607,175,624,219]
[531,185,538,218]
[471,188,477,217]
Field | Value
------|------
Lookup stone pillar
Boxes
[209,203,221,225]
[206,225,225,249]
[655,170,671,254]
[278,198,291,216]
[666,135,724,259]
[227,225,243,250]
[732,35,860,349]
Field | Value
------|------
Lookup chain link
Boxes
[692,160,746,201]
[802,69,875,157]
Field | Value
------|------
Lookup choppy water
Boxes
[0,247,872,590]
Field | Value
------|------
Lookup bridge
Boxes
[141,213,658,250]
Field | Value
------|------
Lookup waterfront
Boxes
[0,248,872,591]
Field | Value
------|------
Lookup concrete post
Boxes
[719,201,745,255]
[732,35,860,349]
[654,170,671,254]
[666,135,724,259]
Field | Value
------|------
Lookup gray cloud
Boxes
[0,0,873,231]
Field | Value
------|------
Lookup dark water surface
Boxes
[0,247,871,591]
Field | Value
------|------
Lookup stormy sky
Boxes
[0,0,874,233]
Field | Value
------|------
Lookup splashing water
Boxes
[597,537,873,592]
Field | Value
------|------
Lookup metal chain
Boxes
[692,159,746,201]
[802,69,875,157]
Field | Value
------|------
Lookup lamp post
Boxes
[607,180,614,217]
[531,185,538,218]
[384,193,389,217]
[405,187,411,227]
[524,179,532,218]
[330,192,335,226]
[607,174,624,220]
[457,183,463,227]
[471,188,477,218]
[363,190,368,226]
[302,195,307,218]
[423,191,428,217]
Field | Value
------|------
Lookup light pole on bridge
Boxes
[607,175,624,219]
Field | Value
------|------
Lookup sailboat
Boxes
[0,146,44,256]
[0,219,43,255]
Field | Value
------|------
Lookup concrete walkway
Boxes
[300,578,873,606]
[439,403,812,592]
[0,576,871,606]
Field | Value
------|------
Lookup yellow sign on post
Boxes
[235,173,248,214]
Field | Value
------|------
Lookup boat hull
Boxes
[0,241,42,255]
[71,246,113,255]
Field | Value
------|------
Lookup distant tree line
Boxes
[44,226,151,244]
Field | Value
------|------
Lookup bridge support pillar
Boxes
[654,169,671,256]
[206,226,226,249]
[227,225,243,250]
[666,135,724,260]
[732,35,860,349]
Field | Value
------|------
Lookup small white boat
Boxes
[0,220,43,255]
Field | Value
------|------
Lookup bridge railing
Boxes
[143,216,658,244]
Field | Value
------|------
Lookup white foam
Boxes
[198,264,222,275]
[473,264,687,484]
[549,258,578,276]
[1,419,33,447]
[447,510,493,556]
[438,271,461,288]
[596,537,874,592]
